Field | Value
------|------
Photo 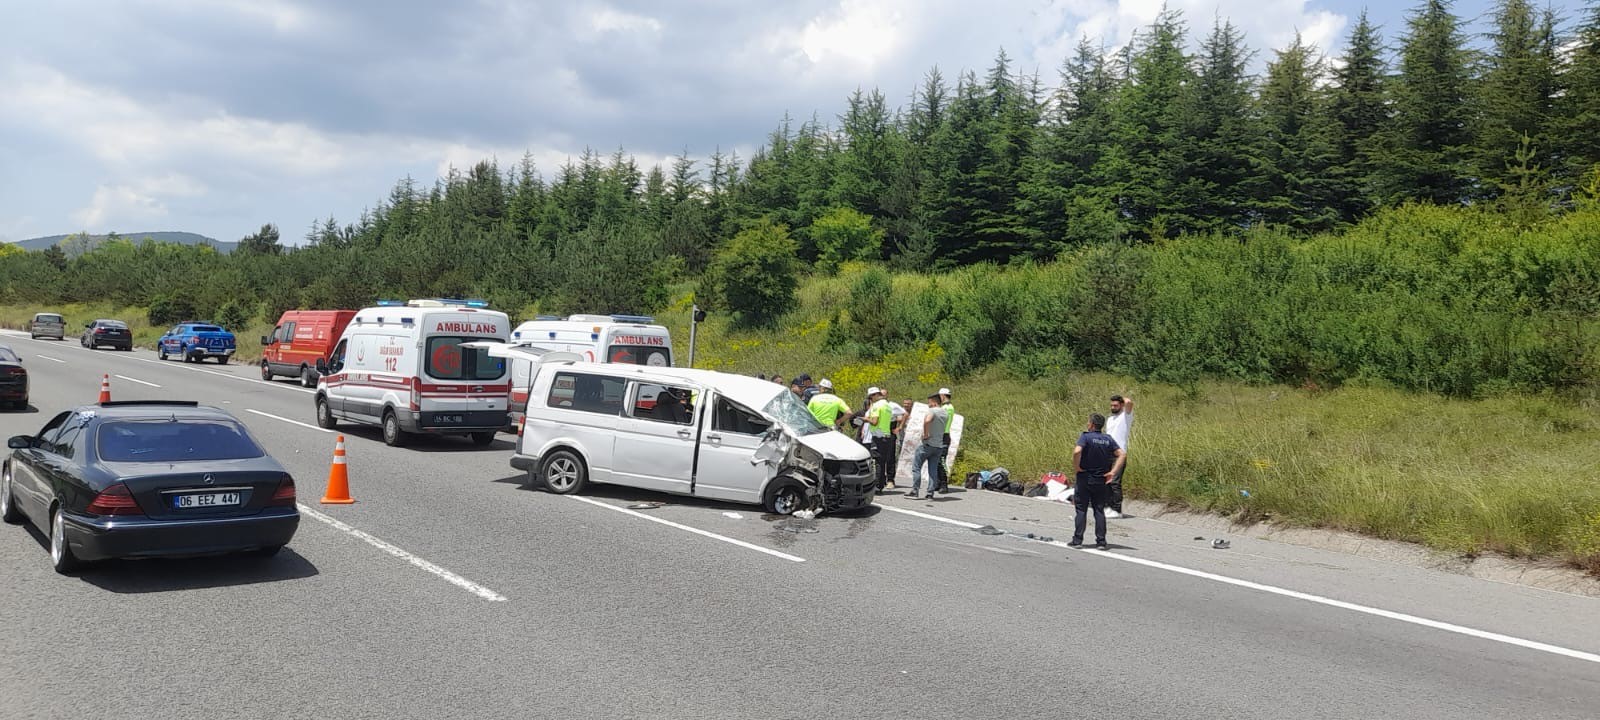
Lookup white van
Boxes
[502,358,876,516]
[505,314,673,427]
[313,300,511,447]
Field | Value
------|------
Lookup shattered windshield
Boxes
[763,390,829,435]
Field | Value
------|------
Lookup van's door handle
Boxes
[677,429,693,439]
[706,433,723,444]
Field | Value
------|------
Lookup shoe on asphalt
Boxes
[885,483,897,490]
[923,495,935,501]
[1095,541,1109,550]
[1068,538,1083,547]
[1105,509,1123,519]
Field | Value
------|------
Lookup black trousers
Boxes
[1110,460,1126,512]
[870,436,895,489]
[1074,482,1115,543]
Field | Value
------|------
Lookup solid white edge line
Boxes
[33,354,64,363]
[296,503,507,602]
[884,501,1600,666]
[112,373,161,388]
[565,495,806,563]
[9,332,317,396]
[245,408,334,433]
[878,504,984,529]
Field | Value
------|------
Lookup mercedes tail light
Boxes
[93,327,106,335]
[86,483,141,516]
[268,475,296,506]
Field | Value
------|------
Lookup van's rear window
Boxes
[425,336,505,380]
[35,314,62,323]
[190,325,223,332]
[97,420,266,462]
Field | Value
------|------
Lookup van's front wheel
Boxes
[541,450,586,495]
[260,362,273,381]
[765,480,808,516]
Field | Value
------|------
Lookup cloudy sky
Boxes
[0,0,1562,245]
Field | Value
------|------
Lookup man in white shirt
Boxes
[1104,394,1133,517]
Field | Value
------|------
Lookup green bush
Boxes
[215,300,252,331]
[811,206,884,273]
[846,267,894,353]
[147,295,198,327]
[706,219,799,327]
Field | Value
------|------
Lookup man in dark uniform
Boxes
[1071,413,1126,549]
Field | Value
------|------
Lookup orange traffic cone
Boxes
[320,435,355,504]
[98,374,111,404]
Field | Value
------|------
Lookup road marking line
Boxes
[112,374,161,388]
[188,365,316,394]
[33,355,64,363]
[884,502,1600,665]
[246,408,333,433]
[566,495,805,563]
[878,504,984,529]
[296,503,508,602]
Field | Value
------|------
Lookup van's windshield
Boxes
[763,391,830,435]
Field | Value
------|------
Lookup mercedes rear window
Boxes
[97,420,266,462]
[99,320,128,328]
[0,348,19,362]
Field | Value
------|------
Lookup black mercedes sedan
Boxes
[81,318,133,351]
[1,401,299,573]
[0,345,26,409]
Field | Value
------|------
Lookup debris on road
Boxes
[793,509,818,520]
[721,512,743,519]
[1212,539,1231,550]
[627,502,664,510]
[976,525,1004,536]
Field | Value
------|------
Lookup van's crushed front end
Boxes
[766,430,876,515]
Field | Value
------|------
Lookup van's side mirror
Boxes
[8,435,32,450]
[315,358,329,374]
[260,335,272,346]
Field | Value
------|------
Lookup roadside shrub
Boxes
[846,267,894,354]
[215,300,251,331]
[811,206,884,274]
[706,218,799,328]
[147,295,197,326]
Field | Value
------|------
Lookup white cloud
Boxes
[797,0,910,69]
[588,7,662,35]
[72,174,205,230]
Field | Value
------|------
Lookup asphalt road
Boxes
[0,332,1596,719]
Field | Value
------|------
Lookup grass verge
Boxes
[0,303,274,362]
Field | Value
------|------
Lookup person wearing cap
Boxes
[806,379,853,431]
[910,392,950,499]
[862,387,896,491]
[935,387,955,492]
[790,374,813,400]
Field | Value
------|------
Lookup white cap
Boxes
[939,387,952,397]
[867,386,883,396]
[819,378,834,390]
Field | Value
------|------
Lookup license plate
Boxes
[172,492,241,509]
[435,414,464,424]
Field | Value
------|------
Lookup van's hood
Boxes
[795,430,871,461]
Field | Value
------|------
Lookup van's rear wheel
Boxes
[382,410,408,447]
[541,450,586,495]
[469,431,496,447]
[300,367,316,388]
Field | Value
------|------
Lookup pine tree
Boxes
[1173,19,1263,233]
[1558,4,1600,185]
[1476,0,1560,197]
[969,49,1039,260]
[831,87,895,219]
[1257,34,1342,231]
[1021,38,1125,250]
[1327,11,1390,222]
[1371,0,1475,206]
[1106,10,1192,238]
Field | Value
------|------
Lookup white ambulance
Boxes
[504,314,673,427]
[313,299,511,447]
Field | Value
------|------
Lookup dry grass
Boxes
[0,303,275,360]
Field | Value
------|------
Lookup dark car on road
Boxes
[0,346,26,409]
[81,319,134,351]
[1,401,299,573]
[159,322,236,364]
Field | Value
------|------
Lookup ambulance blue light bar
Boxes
[376,300,406,306]
[610,314,654,324]
[429,298,490,308]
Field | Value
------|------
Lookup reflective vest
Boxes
[867,399,892,436]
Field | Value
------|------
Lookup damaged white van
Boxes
[503,359,876,515]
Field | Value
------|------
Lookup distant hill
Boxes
[10,232,235,256]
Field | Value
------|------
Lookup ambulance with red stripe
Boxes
[312,299,511,447]
[504,314,673,428]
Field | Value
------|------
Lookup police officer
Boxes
[806,379,853,431]
[862,387,895,491]
[1070,413,1126,549]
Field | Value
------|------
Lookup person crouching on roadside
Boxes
[1071,413,1126,550]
